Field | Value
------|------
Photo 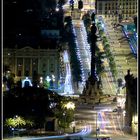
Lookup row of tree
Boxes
[97,21,118,78]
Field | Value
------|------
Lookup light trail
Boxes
[116,115,125,135]
[110,113,121,135]
[98,112,108,135]
[63,50,74,95]
[73,20,91,82]
[23,125,92,140]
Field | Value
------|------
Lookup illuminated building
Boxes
[64,0,95,19]
[3,46,60,86]
[96,0,137,19]
[64,0,95,10]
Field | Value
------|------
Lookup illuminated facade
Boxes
[3,46,60,84]
[97,0,137,19]
[64,0,95,20]
[82,0,95,10]
[64,0,95,11]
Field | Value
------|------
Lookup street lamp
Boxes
[71,121,76,133]
[63,102,75,133]
[96,112,97,139]
[64,102,75,110]
[63,112,66,133]
[122,110,126,128]
[95,112,100,140]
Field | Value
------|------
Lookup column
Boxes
[30,58,32,78]
[15,58,17,76]
[23,58,25,77]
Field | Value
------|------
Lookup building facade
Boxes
[97,0,137,19]
[3,46,60,85]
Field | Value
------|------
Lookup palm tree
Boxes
[5,116,26,129]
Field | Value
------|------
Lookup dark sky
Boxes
[3,0,67,48]
[3,0,56,47]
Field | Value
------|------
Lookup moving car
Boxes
[101,137,112,140]
[112,108,118,112]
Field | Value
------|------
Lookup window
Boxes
[99,3,102,10]
[133,10,135,14]
[25,71,29,76]
[43,71,46,74]
[43,63,46,67]
[18,71,21,76]
[33,71,37,75]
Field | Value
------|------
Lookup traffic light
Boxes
[69,0,74,11]
[91,12,95,22]
[69,0,74,4]
[78,0,83,10]
[71,3,74,11]
[91,23,97,34]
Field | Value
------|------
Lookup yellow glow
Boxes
[7,71,10,73]
[132,114,138,124]
[103,59,108,66]
[98,44,104,52]
[64,102,75,110]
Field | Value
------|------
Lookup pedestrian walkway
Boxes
[102,17,137,78]
[96,16,137,98]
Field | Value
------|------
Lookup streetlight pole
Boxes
[63,112,66,133]
[122,110,126,129]
[96,112,98,140]
[63,102,75,133]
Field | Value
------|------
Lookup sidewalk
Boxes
[102,17,137,77]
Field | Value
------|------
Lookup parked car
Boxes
[112,108,118,112]
[101,137,112,140]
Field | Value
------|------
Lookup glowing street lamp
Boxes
[22,77,32,88]
[62,102,75,133]
[133,114,138,125]
[46,76,51,82]
[64,102,75,110]
[40,77,43,84]
[52,74,55,82]
[56,7,59,11]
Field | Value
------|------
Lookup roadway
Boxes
[74,103,137,140]
[72,20,118,96]
[73,20,91,80]
[4,103,136,140]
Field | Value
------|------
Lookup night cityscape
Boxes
[2,0,138,140]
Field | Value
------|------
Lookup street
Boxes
[74,103,137,140]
